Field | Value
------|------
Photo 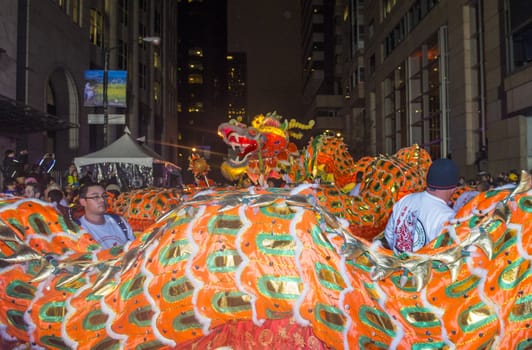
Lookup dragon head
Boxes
[218,119,263,166]
[218,112,314,184]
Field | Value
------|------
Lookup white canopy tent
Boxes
[74,130,181,188]
[74,132,160,168]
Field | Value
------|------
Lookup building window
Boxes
[154,51,160,69]
[139,0,147,11]
[154,81,160,102]
[188,74,203,84]
[188,102,204,112]
[118,40,128,70]
[139,23,147,48]
[154,11,161,35]
[188,62,204,70]
[506,0,532,71]
[368,19,374,38]
[89,9,103,47]
[72,0,80,25]
[383,0,440,57]
[188,48,204,57]
[58,0,67,11]
[119,0,128,26]
[139,63,146,89]
[383,64,406,154]
[369,54,375,74]
[359,67,366,82]
[383,0,397,19]
[407,30,447,159]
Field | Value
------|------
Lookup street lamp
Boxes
[103,36,160,145]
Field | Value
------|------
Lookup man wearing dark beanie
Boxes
[384,158,458,254]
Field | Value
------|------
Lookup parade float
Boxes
[0,113,531,349]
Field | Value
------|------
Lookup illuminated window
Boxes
[154,51,160,68]
[188,74,203,84]
[72,0,80,25]
[383,0,397,19]
[188,48,203,57]
[187,102,204,112]
[89,9,103,47]
[188,62,203,70]
[154,81,160,102]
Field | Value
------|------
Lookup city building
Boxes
[88,0,178,161]
[226,52,248,123]
[338,0,369,160]
[0,0,178,171]
[177,0,228,182]
[301,1,346,137]
[0,0,86,168]
[358,0,532,177]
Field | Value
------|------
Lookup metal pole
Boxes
[103,48,109,146]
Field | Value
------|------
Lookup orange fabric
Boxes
[1,163,531,349]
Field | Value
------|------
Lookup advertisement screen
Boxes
[83,70,103,107]
[107,70,127,107]
[83,70,127,107]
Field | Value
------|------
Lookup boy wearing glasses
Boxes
[78,182,134,249]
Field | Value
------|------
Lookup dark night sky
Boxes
[227,0,302,121]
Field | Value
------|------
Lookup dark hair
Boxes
[47,189,64,203]
[4,178,16,187]
[494,177,506,187]
[78,182,103,198]
[25,182,43,196]
[477,181,491,192]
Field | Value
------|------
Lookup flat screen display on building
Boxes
[83,70,127,107]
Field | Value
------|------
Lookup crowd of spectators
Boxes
[0,149,133,248]
[0,149,123,213]
[459,169,521,191]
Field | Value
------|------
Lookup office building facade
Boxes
[335,0,532,177]
[88,0,178,160]
[301,0,346,136]
[0,0,178,170]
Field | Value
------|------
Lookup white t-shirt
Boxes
[384,191,455,254]
[79,214,134,249]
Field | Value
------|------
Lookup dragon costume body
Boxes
[0,173,531,349]
[219,115,431,240]
[0,115,531,349]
